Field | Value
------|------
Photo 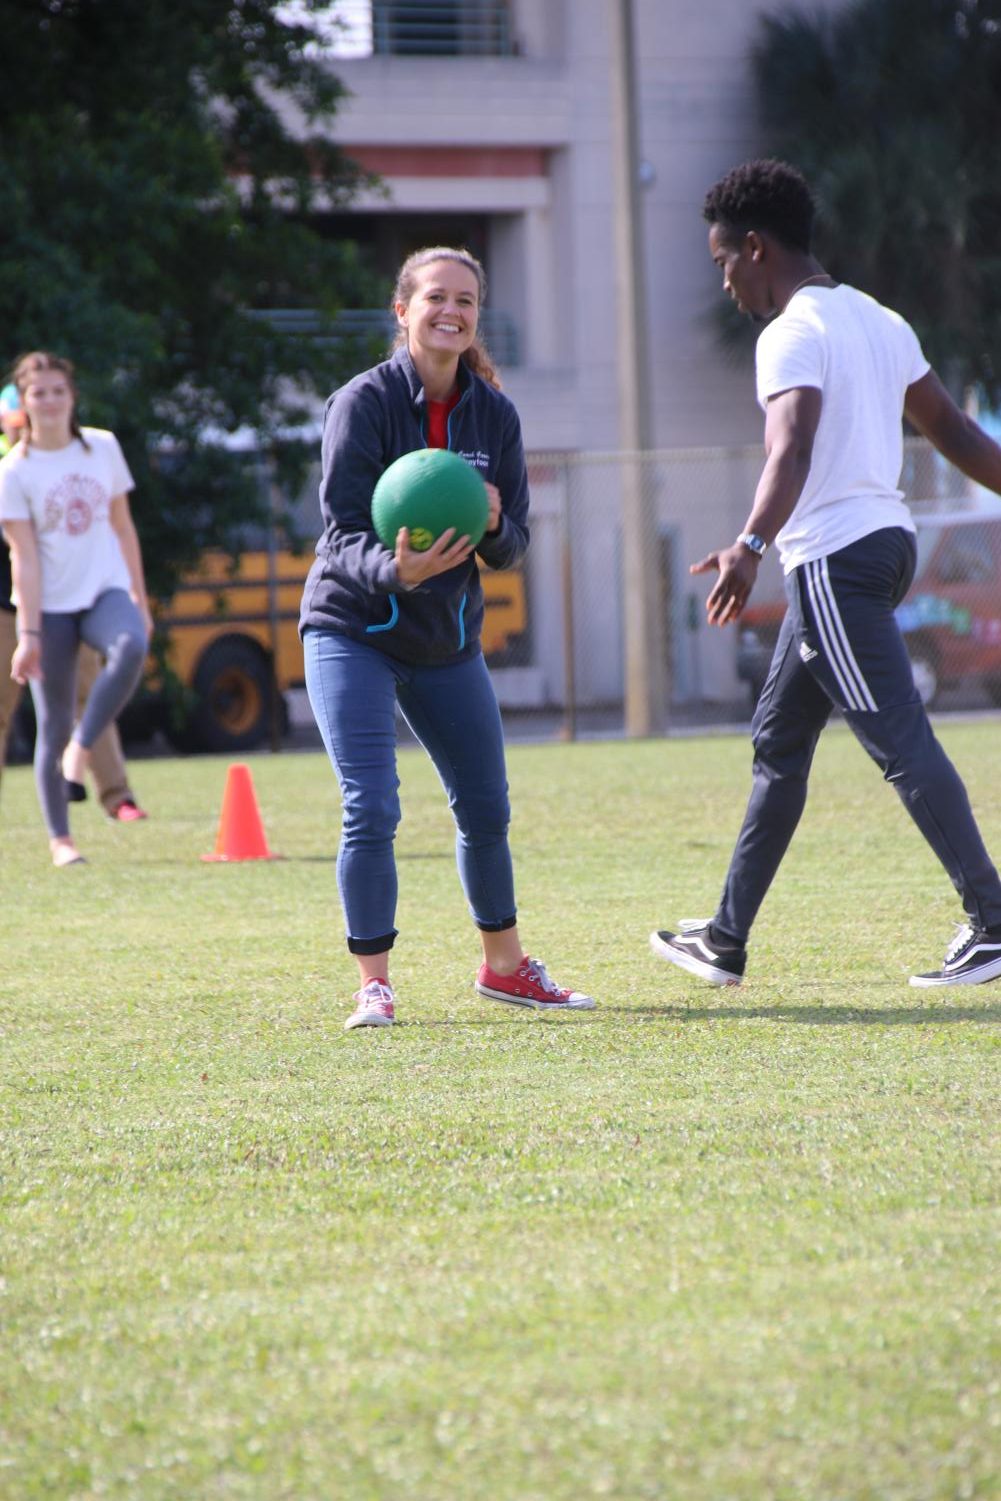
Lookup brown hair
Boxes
[390,246,501,390]
[11,350,90,454]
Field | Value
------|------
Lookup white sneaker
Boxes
[344,978,396,1030]
[909,923,1001,987]
[649,922,746,986]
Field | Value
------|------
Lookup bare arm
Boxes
[109,492,153,635]
[3,519,44,682]
[904,369,1001,493]
[693,385,822,626]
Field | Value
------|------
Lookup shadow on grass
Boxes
[393,1017,528,1028]
[381,1004,1000,1028]
[342,992,1001,1029]
[394,1010,598,1028]
[605,1001,1001,1025]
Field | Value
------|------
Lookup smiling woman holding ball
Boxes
[300,245,595,1028]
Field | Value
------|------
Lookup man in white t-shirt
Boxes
[650,158,1001,989]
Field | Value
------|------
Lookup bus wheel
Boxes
[190,637,276,753]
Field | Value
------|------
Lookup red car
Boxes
[737,513,1001,709]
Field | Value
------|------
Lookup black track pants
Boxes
[715,526,1001,943]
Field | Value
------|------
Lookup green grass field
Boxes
[1,722,999,1500]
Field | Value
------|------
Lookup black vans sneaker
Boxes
[649,920,746,987]
[909,922,1001,988]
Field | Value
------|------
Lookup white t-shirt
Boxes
[755,284,930,572]
[0,428,134,611]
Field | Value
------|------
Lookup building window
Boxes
[278,2,515,58]
[373,1,513,56]
[263,211,521,368]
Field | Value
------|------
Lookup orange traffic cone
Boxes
[202,763,281,862]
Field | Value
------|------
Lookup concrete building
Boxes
[279,0,851,453]
[275,1,865,722]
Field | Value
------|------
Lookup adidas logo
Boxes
[799,640,818,663]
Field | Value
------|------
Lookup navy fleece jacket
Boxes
[299,347,530,664]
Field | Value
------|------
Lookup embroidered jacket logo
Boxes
[799,640,818,663]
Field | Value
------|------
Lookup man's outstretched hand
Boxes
[691,543,761,626]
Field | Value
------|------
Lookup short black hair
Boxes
[703,159,815,253]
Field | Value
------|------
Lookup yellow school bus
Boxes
[155,549,528,752]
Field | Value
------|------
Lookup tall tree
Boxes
[753,0,1001,398]
[1,0,382,592]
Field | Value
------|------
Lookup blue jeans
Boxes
[304,630,517,954]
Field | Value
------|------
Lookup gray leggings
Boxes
[29,589,148,837]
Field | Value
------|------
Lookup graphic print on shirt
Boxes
[456,449,490,470]
[40,473,109,538]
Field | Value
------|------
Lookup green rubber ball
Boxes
[371,448,489,553]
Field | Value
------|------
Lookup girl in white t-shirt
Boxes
[0,351,151,866]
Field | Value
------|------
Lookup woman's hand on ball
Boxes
[395,526,474,588]
[484,482,502,535]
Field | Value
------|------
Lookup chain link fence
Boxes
[129,435,999,758]
[486,438,1001,739]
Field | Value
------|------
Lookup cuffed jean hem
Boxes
[348,930,398,956]
[475,913,518,933]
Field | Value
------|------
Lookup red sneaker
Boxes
[108,799,148,822]
[344,978,396,1031]
[475,956,595,1011]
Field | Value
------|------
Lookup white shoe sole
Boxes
[475,982,596,1011]
[909,952,1001,988]
[344,1012,394,1030]
[649,931,743,987]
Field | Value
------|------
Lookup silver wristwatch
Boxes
[737,531,768,558]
